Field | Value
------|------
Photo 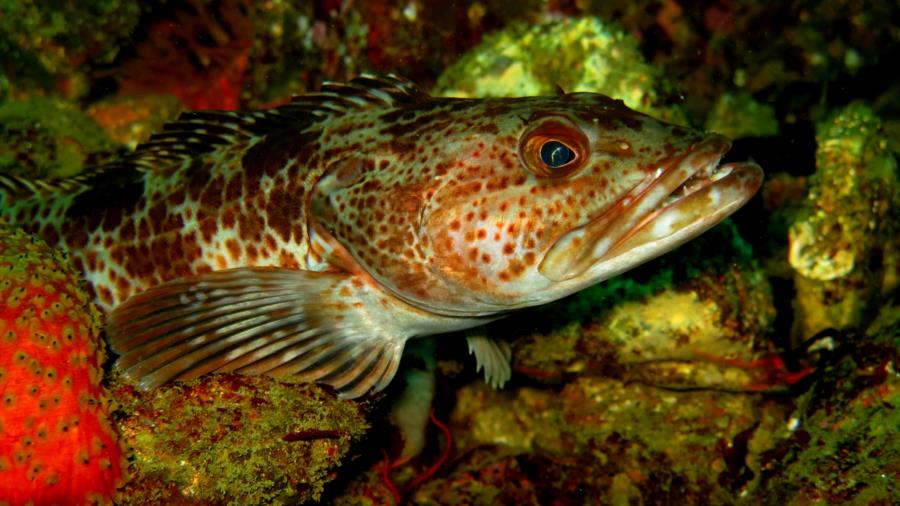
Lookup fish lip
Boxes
[606,134,734,246]
[538,134,753,282]
[605,159,764,260]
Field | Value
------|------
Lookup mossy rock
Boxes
[114,374,370,505]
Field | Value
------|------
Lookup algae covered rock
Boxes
[757,302,900,504]
[788,104,899,339]
[434,377,788,504]
[0,95,118,178]
[433,16,681,122]
[114,374,369,505]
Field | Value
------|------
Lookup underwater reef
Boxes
[1,1,899,504]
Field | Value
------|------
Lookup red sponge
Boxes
[0,226,126,505]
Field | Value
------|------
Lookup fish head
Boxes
[312,93,763,317]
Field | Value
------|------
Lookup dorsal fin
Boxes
[0,165,118,201]
[288,73,428,112]
[115,73,427,177]
[0,74,428,203]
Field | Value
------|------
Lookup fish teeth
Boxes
[666,162,733,207]
[709,163,733,182]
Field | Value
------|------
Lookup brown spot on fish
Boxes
[225,239,241,261]
[238,212,264,242]
[200,175,224,210]
[266,186,300,242]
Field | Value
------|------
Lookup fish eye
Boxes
[519,116,588,178]
[540,140,575,168]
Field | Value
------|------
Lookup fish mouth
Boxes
[539,134,764,282]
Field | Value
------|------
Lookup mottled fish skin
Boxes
[0,75,763,397]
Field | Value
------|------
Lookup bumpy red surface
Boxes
[0,226,125,505]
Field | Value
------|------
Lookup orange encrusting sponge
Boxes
[0,226,125,505]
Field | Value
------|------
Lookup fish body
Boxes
[0,75,763,397]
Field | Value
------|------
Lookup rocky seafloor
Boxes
[1,1,898,504]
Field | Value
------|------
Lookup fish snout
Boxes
[538,133,762,284]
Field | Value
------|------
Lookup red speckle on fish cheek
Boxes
[114,274,131,298]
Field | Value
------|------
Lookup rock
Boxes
[756,301,900,504]
[113,373,369,505]
[433,16,683,123]
[788,104,899,339]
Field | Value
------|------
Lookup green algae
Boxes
[115,374,369,505]
[0,95,117,178]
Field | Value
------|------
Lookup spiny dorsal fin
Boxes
[0,173,63,199]
[0,109,303,201]
[0,74,428,203]
[0,164,124,201]
[289,73,428,112]
[114,74,427,177]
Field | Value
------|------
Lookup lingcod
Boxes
[0,75,763,398]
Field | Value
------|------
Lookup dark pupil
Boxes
[540,140,574,168]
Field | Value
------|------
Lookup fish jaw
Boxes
[539,134,763,284]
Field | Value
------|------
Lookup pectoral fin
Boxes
[466,333,512,389]
[106,267,409,398]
